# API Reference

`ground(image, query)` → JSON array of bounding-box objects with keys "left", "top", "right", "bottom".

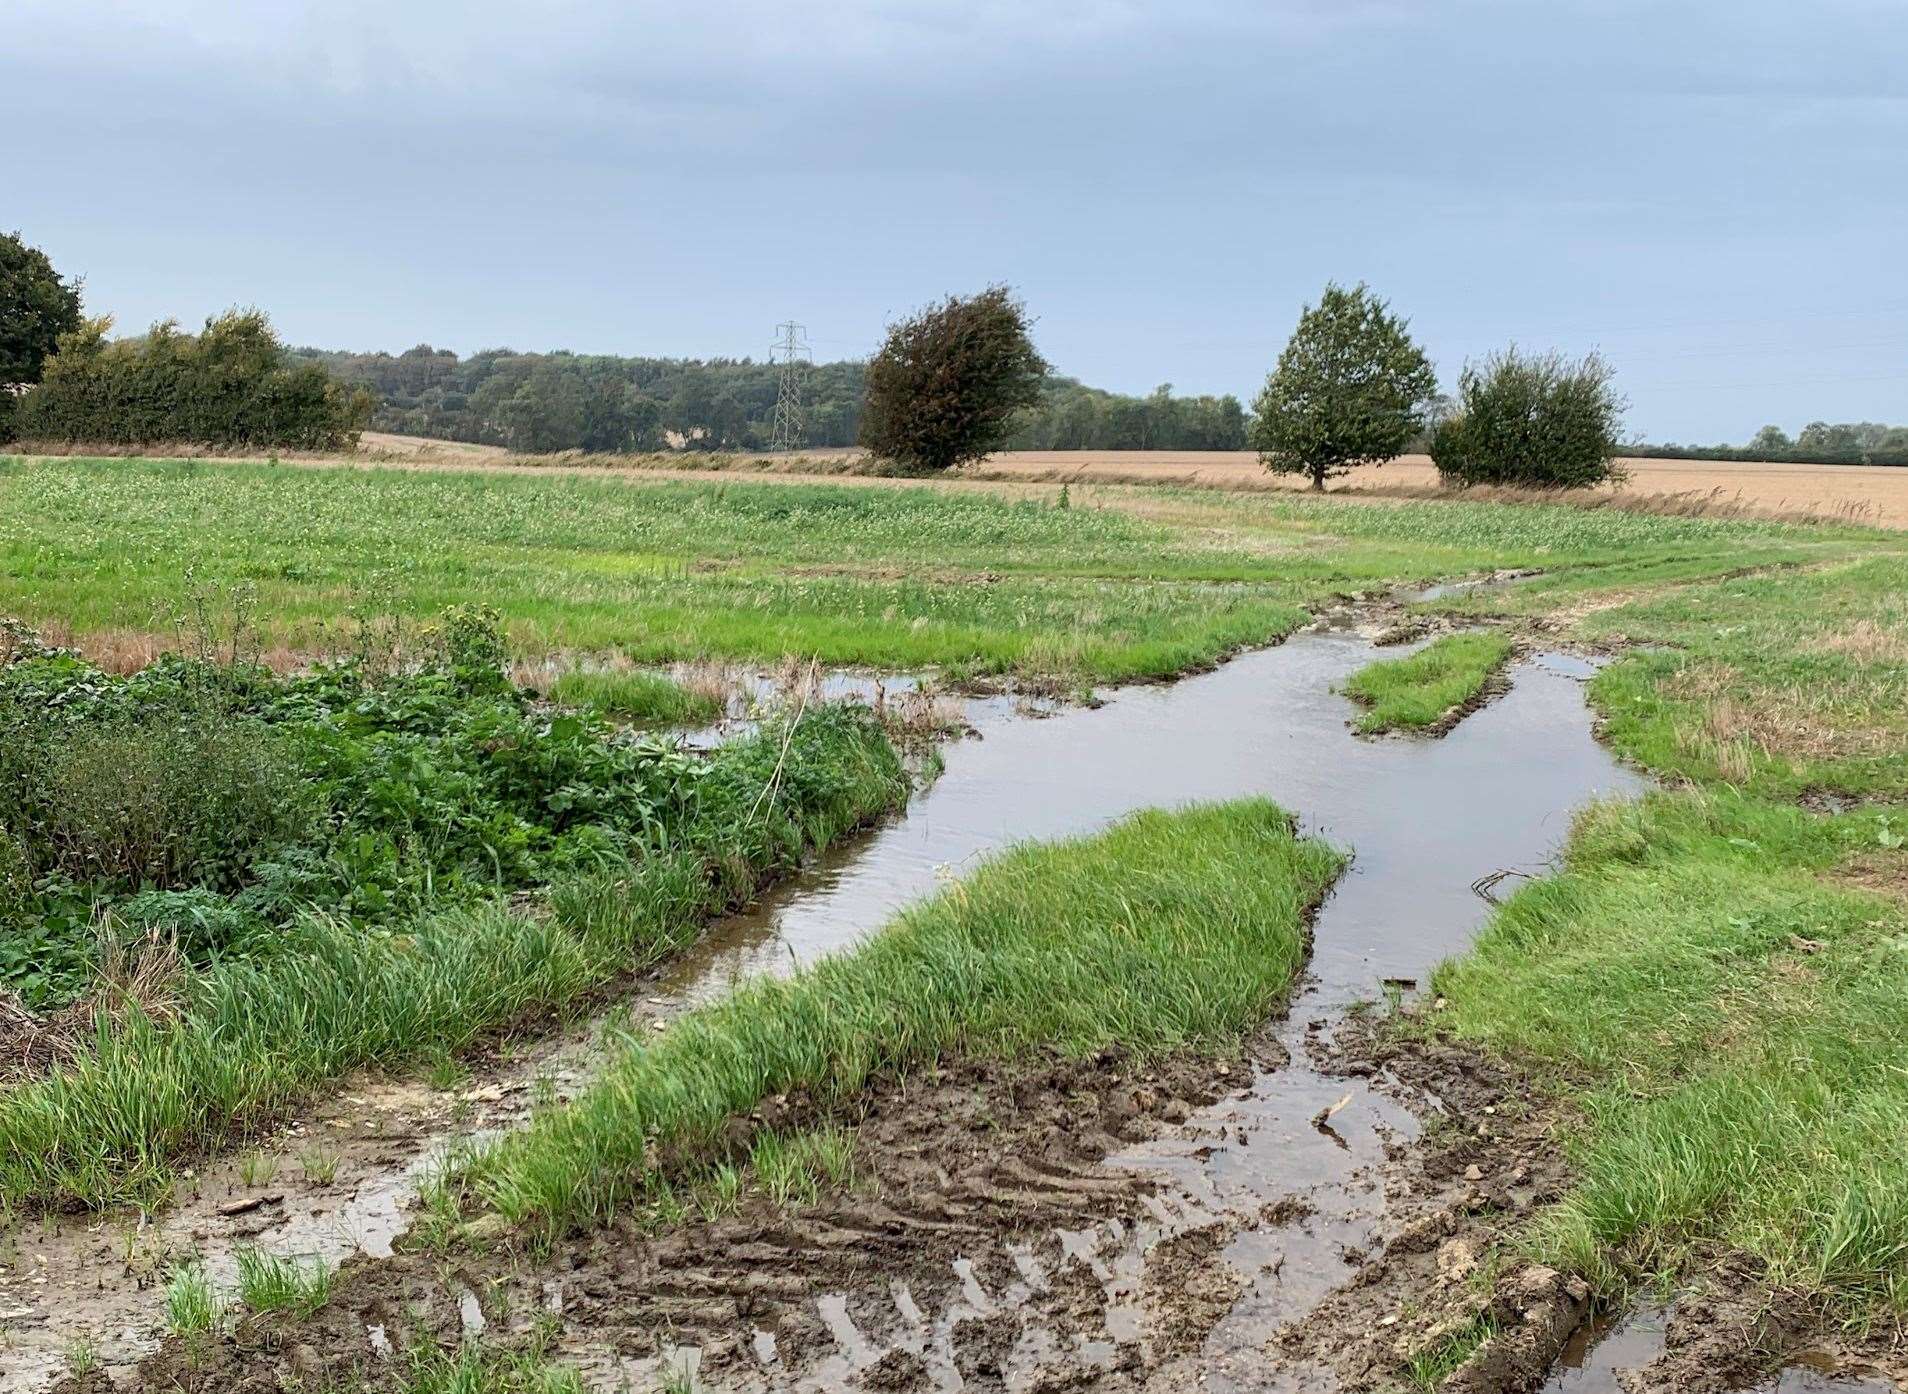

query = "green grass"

[
  {"left": 234, "top": 1246, "right": 332, "bottom": 1315},
  {"left": 1402, "top": 1312, "right": 1499, "bottom": 1389},
  {"left": 1433, "top": 793, "right": 1908, "bottom": 1310},
  {"left": 548, "top": 668, "right": 722, "bottom": 725},
  {"left": 0, "top": 712, "right": 906, "bottom": 1211},
  {"left": 391, "top": 1343, "right": 585, "bottom": 1394},
  {"left": 1342, "top": 631, "right": 1513, "bottom": 734},
  {"left": 440, "top": 799, "right": 1343, "bottom": 1237},
  {"left": 0, "top": 455, "right": 1869, "bottom": 682},
  {"left": 164, "top": 1260, "right": 222, "bottom": 1335}
]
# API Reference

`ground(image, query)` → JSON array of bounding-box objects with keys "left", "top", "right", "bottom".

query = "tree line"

[
  {"left": 285, "top": 344, "right": 1250, "bottom": 455},
  {"left": 1634, "top": 421, "right": 1908, "bottom": 468},
  {"left": 3, "top": 230, "right": 1900, "bottom": 469}
]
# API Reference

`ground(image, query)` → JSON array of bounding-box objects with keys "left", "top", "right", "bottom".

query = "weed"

[
  {"left": 64, "top": 1336, "right": 99, "bottom": 1374},
  {"left": 164, "top": 1260, "right": 221, "bottom": 1335},
  {"left": 234, "top": 1246, "right": 332, "bottom": 1316},
  {"left": 237, "top": 1149, "right": 279, "bottom": 1187}
]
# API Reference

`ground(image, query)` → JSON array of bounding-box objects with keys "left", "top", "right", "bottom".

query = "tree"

[
  {"left": 1250, "top": 282, "right": 1436, "bottom": 490},
  {"left": 1749, "top": 424, "right": 1793, "bottom": 456},
  {"left": 1429, "top": 347, "right": 1626, "bottom": 489},
  {"left": 1, "top": 231, "right": 83, "bottom": 386},
  {"left": 859, "top": 285, "right": 1047, "bottom": 473}
]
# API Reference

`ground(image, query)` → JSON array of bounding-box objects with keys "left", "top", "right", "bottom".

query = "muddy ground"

[{"left": 51, "top": 1007, "right": 1905, "bottom": 1394}]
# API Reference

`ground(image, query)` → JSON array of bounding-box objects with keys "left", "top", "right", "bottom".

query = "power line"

[{"left": 770, "top": 321, "right": 811, "bottom": 452}]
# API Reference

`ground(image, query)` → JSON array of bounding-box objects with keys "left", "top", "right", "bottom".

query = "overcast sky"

[{"left": 7, "top": 0, "right": 1904, "bottom": 441}]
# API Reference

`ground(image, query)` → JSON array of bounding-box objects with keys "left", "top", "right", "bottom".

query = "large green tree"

[
  {"left": 859, "top": 286, "right": 1047, "bottom": 473},
  {"left": 0, "top": 232, "right": 83, "bottom": 386},
  {"left": 1250, "top": 282, "right": 1436, "bottom": 490}
]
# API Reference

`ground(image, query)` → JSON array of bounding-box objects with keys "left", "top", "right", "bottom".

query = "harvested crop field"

[
  {"left": 4, "top": 456, "right": 1908, "bottom": 1393},
  {"left": 965, "top": 452, "right": 1908, "bottom": 528}
]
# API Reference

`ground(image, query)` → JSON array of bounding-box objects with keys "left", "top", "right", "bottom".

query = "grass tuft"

[
  {"left": 1343, "top": 631, "right": 1513, "bottom": 734},
  {"left": 548, "top": 667, "right": 723, "bottom": 726},
  {"left": 234, "top": 1246, "right": 332, "bottom": 1315}
]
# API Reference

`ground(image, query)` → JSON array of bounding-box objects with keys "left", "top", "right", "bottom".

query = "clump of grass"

[
  {"left": 1343, "top": 630, "right": 1513, "bottom": 734},
  {"left": 234, "top": 1246, "right": 332, "bottom": 1315},
  {"left": 297, "top": 1145, "right": 340, "bottom": 1186},
  {"left": 444, "top": 799, "right": 1343, "bottom": 1237},
  {"left": 164, "top": 1259, "right": 222, "bottom": 1335},
  {"left": 549, "top": 667, "right": 722, "bottom": 726},
  {"left": 397, "top": 1332, "right": 583, "bottom": 1393},
  {"left": 64, "top": 1336, "right": 99, "bottom": 1375},
  {"left": 1402, "top": 1311, "right": 1499, "bottom": 1389},
  {"left": 237, "top": 1149, "right": 279, "bottom": 1187}
]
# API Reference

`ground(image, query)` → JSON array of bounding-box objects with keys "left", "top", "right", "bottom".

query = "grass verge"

[
  {"left": 440, "top": 799, "right": 1344, "bottom": 1238},
  {"left": 1342, "top": 631, "right": 1514, "bottom": 734},
  {"left": 1433, "top": 792, "right": 1908, "bottom": 1312}
]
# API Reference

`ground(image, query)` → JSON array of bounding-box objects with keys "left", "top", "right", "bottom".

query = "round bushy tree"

[
  {"left": 1250, "top": 283, "right": 1436, "bottom": 490},
  {"left": 859, "top": 286, "right": 1047, "bottom": 473},
  {"left": 0, "top": 231, "right": 83, "bottom": 387},
  {"left": 1430, "top": 347, "right": 1626, "bottom": 489}
]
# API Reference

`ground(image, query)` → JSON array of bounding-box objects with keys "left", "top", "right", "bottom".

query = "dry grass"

[
  {"left": 671, "top": 659, "right": 748, "bottom": 718},
  {"left": 0, "top": 930, "right": 183, "bottom": 1085},
  {"left": 1810, "top": 619, "right": 1908, "bottom": 666},
  {"left": 1666, "top": 662, "right": 1903, "bottom": 769}
]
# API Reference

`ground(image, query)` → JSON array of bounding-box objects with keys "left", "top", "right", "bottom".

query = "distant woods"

[
  {"left": 291, "top": 344, "right": 1251, "bottom": 456},
  {"left": 1637, "top": 421, "right": 1908, "bottom": 469}
]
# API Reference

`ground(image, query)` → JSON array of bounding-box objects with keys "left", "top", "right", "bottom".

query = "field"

[{"left": 3, "top": 452, "right": 1907, "bottom": 1393}]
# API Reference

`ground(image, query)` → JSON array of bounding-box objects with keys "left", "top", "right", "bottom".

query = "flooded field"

[{"left": 4, "top": 616, "right": 1646, "bottom": 1391}]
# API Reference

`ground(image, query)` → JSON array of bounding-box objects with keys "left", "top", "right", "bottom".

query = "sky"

[{"left": 6, "top": 0, "right": 1905, "bottom": 443}]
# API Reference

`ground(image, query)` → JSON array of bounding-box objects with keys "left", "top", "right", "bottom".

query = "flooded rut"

[{"left": 4, "top": 619, "right": 1658, "bottom": 1391}]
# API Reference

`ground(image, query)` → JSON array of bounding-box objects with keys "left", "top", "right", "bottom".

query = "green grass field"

[
  {"left": 0, "top": 455, "right": 1872, "bottom": 682},
  {"left": 6, "top": 453, "right": 1908, "bottom": 1337}
]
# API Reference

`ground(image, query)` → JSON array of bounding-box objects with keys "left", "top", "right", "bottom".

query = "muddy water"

[
  {"left": 1544, "top": 1307, "right": 1897, "bottom": 1394},
  {"left": 608, "top": 633, "right": 1642, "bottom": 1392},
  {"left": 655, "top": 639, "right": 1623, "bottom": 1012},
  {"left": 0, "top": 624, "right": 1640, "bottom": 1392}
]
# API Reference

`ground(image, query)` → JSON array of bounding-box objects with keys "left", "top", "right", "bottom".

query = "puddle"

[
  {"left": 1543, "top": 1307, "right": 1899, "bottom": 1394},
  {"left": 619, "top": 633, "right": 1642, "bottom": 1390},
  {"left": 0, "top": 626, "right": 1641, "bottom": 1391}
]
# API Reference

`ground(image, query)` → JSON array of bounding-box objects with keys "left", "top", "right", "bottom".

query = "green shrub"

[
  {"left": 12, "top": 309, "right": 371, "bottom": 451},
  {"left": 5, "top": 711, "right": 316, "bottom": 893},
  {"left": 1431, "top": 347, "right": 1626, "bottom": 489}
]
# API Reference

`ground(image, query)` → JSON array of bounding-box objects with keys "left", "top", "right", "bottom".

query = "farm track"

[{"left": 17, "top": 583, "right": 1908, "bottom": 1393}]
